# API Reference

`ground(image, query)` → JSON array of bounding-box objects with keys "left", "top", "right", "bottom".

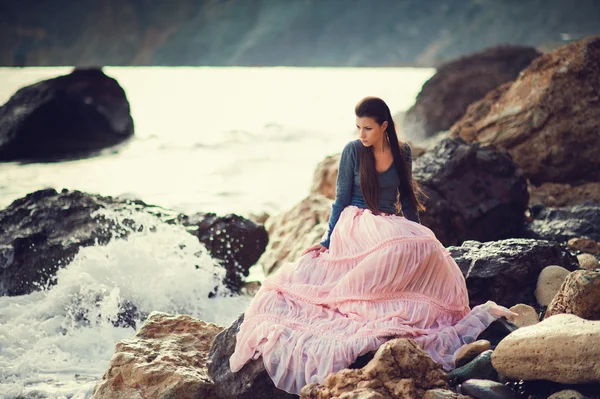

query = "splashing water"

[{"left": 0, "top": 208, "right": 251, "bottom": 398}]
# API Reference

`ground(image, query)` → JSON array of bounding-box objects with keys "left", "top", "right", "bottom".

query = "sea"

[{"left": 0, "top": 66, "right": 433, "bottom": 398}]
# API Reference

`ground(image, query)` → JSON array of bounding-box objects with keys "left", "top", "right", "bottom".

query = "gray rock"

[
  {"left": 449, "top": 350, "right": 498, "bottom": 385},
  {"left": 525, "top": 202, "right": 600, "bottom": 243},
  {"left": 458, "top": 379, "right": 520, "bottom": 399}
]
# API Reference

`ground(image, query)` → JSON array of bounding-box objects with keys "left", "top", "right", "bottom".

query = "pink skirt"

[{"left": 229, "top": 206, "right": 511, "bottom": 395}]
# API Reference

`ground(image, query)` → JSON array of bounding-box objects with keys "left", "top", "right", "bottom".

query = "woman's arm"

[
  {"left": 400, "top": 143, "right": 421, "bottom": 224},
  {"left": 320, "top": 141, "right": 356, "bottom": 249}
]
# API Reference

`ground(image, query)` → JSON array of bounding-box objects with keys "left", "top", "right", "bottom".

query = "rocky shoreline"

[{"left": 3, "top": 36, "right": 600, "bottom": 399}]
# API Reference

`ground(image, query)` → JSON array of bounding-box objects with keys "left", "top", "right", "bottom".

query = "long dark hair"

[{"left": 355, "top": 96, "right": 426, "bottom": 214}]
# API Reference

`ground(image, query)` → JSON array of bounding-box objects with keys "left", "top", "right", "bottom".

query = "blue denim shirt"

[{"left": 320, "top": 139, "right": 421, "bottom": 248}]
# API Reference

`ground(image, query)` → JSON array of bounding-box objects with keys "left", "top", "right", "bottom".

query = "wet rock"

[
  {"left": 529, "top": 182, "right": 600, "bottom": 208},
  {"left": 449, "top": 350, "right": 498, "bottom": 385},
  {"left": 458, "top": 379, "right": 520, "bottom": 399},
  {"left": 259, "top": 194, "right": 332, "bottom": 276},
  {"left": 413, "top": 138, "right": 529, "bottom": 247},
  {"left": 524, "top": 202, "right": 600, "bottom": 243},
  {"left": 507, "top": 304, "right": 539, "bottom": 327},
  {"left": 0, "top": 68, "right": 134, "bottom": 162},
  {"left": 450, "top": 36, "right": 600, "bottom": 185},
  {"left": 207, "top": 314, "right": 296, "bottom": 399},
  {"left": 491, "top": 314, "right": 600, "bottom": 384},
  {"left": 181, "top": 212, "right": 269, "bottom": 292},
  {"left": 535, "top": 266, "right": 571, "bottom": 306},
  {"left": 568, "top": 237, "right": 600, "bottom": 255},
  {"left": 454, "top": 340, "right": 491, "bottom": 368},
  {"left": 578, "top": 254, "right": 600, "bottom": 270},
  {"left": 449, "top": 238, "right": 579, "bottom": 308},
  {"left": 424, "top": 389, "right": 470, "bottom": 399},
  {"left": 404, "top": 45, "right": 541, "bottom": 141},
  {"left": 476, "top": 318, "right": 518, "bottom": 349},
  {"left": 300, "top": 338, "right": 448, "bottom": 399},
  {"left": 91, "top": 312, "right": 223, "bottom": 399},
  {"left": 544, "top": 270, "right": 600, "bottom": 320}
]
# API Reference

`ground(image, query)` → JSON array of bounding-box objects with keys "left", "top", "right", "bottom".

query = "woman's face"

[{"left": 356, "top": 116, "right": 388, "bottom": 148}]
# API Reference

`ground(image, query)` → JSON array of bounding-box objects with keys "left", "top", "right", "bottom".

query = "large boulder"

[
  {"left": 528, "top": 182, "right": 600, "bottom": 207},
  {"left": 91, "top": 312, "right": 222, "bottom": 399},
  {"left": 413, "top": 138, "right": 529, "bottom": 247},
  {"left": 544, "top": 270, "right": 600, "bottom": 320},
  {"left": 0, "top": 68, "right": 134, "bottom": 161},
  {"left": 300, "top": 338, "right": 449, "bottom": 399},
  {"left": 0, "top": 188, "right": 266, "bottom": 296},
  {"left": 403, "top": 45, "right": 541, "bottom": 141},
  {"left": 448, "top": 238, "right": 579, "bottom": 308},
  {"left": 491, "top": 314, "right": 600, "bottom": 384},
  {"left": 450, "top": 36, "right": 600, "bottom": 185},
  {"left": 207, "top": 314, "right": 296, "bottom": 399},
  {"left": 259, "top": 194, "right": 332, "bottom": 276},
  {"left": 524, "top": 202, "right": 600, "bottom": 243}
]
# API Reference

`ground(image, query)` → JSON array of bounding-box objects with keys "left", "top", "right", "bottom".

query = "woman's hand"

[{"left": 302, "top": 243, "right": 327, "bottom": 256}]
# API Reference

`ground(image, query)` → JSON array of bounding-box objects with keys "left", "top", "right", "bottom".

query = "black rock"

[
  {"left": 477, "top": 318, "right": 518, "bottom": 349},
  {"left": 0, "top": 68, "right": 134, "bottom": 162},
  {"left": 524, "top": 202, "right": 600, "bottom": 243},
  {"left": 207, "top": 314, "right": 297, "bottom": 399},
  {"left": 449, "top": 238, "right": 579, "bottom": 308},
  {"left": 413, "top": 138, "right": 529, "bottom": 247},
  {"left": 458, "top": 379, "right": 522, "bottom": 399},
  {"left": 180, "top": 213, "right": 269, "bottom": 293},
  {"left": 449, "top": 350, "right": 499, "bottom": 385}
]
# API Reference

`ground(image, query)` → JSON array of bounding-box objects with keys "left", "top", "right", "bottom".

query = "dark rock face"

[
  {"left": 207, "top": 314, "right": 297, "bottom": 399},
  {"left": 524, "top": 202, "right": 600, "bottom": 242},
  {"left": 449, "top": 239, "right": 579, "bottom": 308},
  {"left": 413, "top": 138, "right": 529, "bottom": 247},
  {"left": 403, "top": 45, "right": 541, "bottom": 140},
  {"left": 448, "top": 350, "right": 499, "bottom": 385},
  {"left": 0, "top": 188, "right": 266, "bottom": 297},
  {"left": 0, "top": 68, "right": 134, "bottom": 162},
  {"left": 181, "top": 213, "right": 269, "bottom": 293}
]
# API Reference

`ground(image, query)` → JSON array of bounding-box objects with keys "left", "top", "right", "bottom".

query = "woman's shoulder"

[{"left": 342, "top": 139, "right": 362, "bottom": 156}]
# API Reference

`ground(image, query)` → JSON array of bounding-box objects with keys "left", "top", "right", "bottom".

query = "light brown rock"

[
  {"left": 424, "top": 389, "right": 470, "bottom": 399},
  {"left": 491, "top": 314, "right": 600, "bottom": 384},
  {"left": 547, "top": 390, "right": 585, "bottom": 399},
  {"left": 300, "top": 338, "right": 448, "bottom": 399},
  {"left": 578, "top": 253, "right": 600, "bottom": 270},
  {"left": 454, "top": 340, "right": 491, "bottom": 367},
  {"left": 545, "top": 270, "right": 600, "bottom": 320},
  {"left": 259, "top": 193, "right": 332, "bottom": 276},
  {"left": 507, "top": 303, "right": 539, "bottom": 327},
  {"left": 529, "top": 182, "right": 600, "bottom": 207},
  {"left": 450, "top": 36, "right": 600, "bottom": 185},
  {"left": 568, "top": 237, "right": 600, "bottom": 255},
  {"left": 311, "top": 154, "right": 341, "bottom": 200},
  {"left": 535, "top": 265, "right": 570, "bottom": 306},
  {"left": 91, "top": 312, "right": 223, "bottom": 399}
]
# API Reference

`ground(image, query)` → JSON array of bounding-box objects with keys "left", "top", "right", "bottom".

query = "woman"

[{"left": 230, "top": 96, "right": 513, "bottom": 395}]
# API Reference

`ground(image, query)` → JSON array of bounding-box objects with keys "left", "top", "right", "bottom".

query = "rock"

[
  {"left": 310, "top": 153, "right": 341, "bottom": 200},
  {"left": 449, "top": 238, "right": 579, "bottom": 308},
  {"left": 300, "top": 338, "right": 448, "bottom": 399},
  {"left": 524, "top": 202, "right": 600, "bottom": 243},
  {"left": 529, "top": 182, "right": 600, "bottom": 207},
  {"left": 491, "top": 314, "right": 600, "bottom": 384},
  {"left": 91, "top": 312, "right": 223, "bottom": 399},
  {"left": 424, "top": 389, "right": 470, "bottom": 399},
  {"left": 403, "top": 45, "right": 541, "bottom": 141},
  {"left": 476, "top": 318, "right": 519, "bottom": 349},
  {"left": 569, "top": 237, "right": 600, "bottom": 255},
  {"left": 181, "top": 212, "right": 269, "bottom": 292},
  {"left": 450, "top": 36, "right": 600, "bottom": 185},
  {"left": 0, "top": 68, "right": 134, "bottom": 161},
  {"left": 15, "top": 391, "right": 59, "bottom": 399},
  {"left": 578, "top": 254, "right": 600, "bottom": 270},
  {"left": 544, "top": 270, "right": 600, "bottom": 320},
  {"left": 448, "top": 350, "right": 498, "bottom": 385},
  {"left": 547, "top": 390, "right": 585, "bottom": 399},
  {"left": 207, "top": 314, "right": 296, "bottom": 399},
  {"left": 259, "top": 194, "right": 332, "bottom": 276},
  {"left": 413, "top": 138, "right": 528, "bottom": 247},
  {"left": 507, "top": 304, "right": 539, "bottom": 327},
  {"left": 458, "top": 379, "right": 520, "bottom": 399},
  {"left": 454, "top": 340, "right": 491, "bottom": 368},
  {"left": 535, "top": 266, "right": 571, "bottom": 306}
]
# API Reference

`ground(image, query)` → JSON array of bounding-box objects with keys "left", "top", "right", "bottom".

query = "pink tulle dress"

[{"left": 229, "top": 206, "right": 512, "bottom": 395}]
